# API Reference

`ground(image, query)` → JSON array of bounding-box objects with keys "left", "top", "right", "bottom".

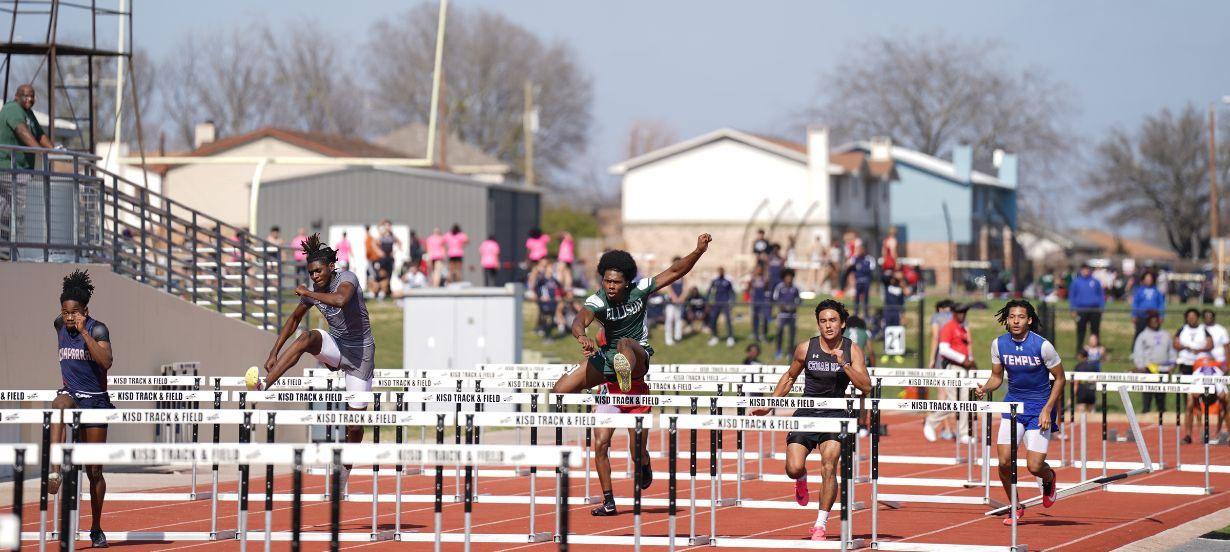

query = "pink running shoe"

[
  {"left": 809, "top": 525, "right": 826, "bottom": 540},
  {"left": 1002, "top": 506, "right": 1025, "bottom": 526},
  {"left": 1042, "top": 474, "right": 1058, "bottom": 508},
  {"left": 795, "top": 477, "right": 809, "bottom": 506}
]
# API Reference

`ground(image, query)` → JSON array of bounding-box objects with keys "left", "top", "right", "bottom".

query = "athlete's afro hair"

[
  {"left": 60, "top": 269, "right": 94, "bottom": 306},
  {"left": 596, "top": 249, "right": 638, "bottom": 283},
  {"left": 995, "top": 299, "right": 1040, "bottom": 333},
  {"left": 814, "top": 298, "right": 849, "bottom": 324},
  {"left": 302, "top": 233, "right": 337, "bottom": 265}
]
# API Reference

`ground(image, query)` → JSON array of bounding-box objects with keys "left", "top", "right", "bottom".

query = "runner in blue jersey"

[
  {"left": 48, "top": 270, "right": 114, "bottom": 548},
  {"left": 975, "top": 299, "right": 1066, "bottom": 524}
]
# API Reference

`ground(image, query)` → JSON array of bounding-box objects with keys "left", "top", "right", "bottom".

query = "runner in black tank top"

[
  {"left": 49, "top": 270, "right": 115, "bottom": 548},
  {"left": 751, "top": 299, "right": 871, "bottom": 541}
]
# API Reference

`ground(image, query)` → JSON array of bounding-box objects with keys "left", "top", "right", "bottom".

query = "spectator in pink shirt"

[
  {"left": 445, "top": 224, "right": 469, "bottom": 284},
  {"left": 526, "top": 227, "right": 550, "bottom": 263},
  {"left": 334, "top": 231, "right": 352, "bottom": 265},
  {"left": 558, "top": 232, "right": 575, "bottom": 267},
  {"left": 291, "top": 228, "right": 308, "bottom": 281},
  {"left": 480, "top": 235, "right": 501, "bottom": 286},
  {"left": 425, "top": 227, "right": 445, "bottom": 286}
]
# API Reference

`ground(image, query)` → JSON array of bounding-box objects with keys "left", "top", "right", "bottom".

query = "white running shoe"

[
  {"left": 612, "top": 353, "right": 633, "bottom": 392},
  {"left": 923, "top": 421, "right": 938, "bottom": 442},
  {"left": 726, "top": 337, "right": 735, "bottom": 347},
  {"left": 708, "top": 337, "right": 718, "bottom": 346}
]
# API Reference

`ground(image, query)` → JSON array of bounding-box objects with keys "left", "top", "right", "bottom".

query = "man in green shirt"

[{"left": 0, "top": 85, "right": 53, "bottom": 169}]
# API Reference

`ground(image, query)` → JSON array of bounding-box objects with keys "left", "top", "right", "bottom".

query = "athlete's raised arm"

[
  {"left": 295, "top": 281, "right": 356, "bottom": 309},
  {"left": 653, "top": 234, "right": 712, "bottom": 291},
  {"left": 571, "top": 307, "right": 598, "bottom": 357}
]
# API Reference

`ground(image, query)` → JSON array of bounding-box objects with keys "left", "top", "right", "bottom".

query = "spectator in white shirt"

[
  {"left": 1202, "top": 310, "right": 1230, "bottom": 365},
  {"left": 1174, "top": 308, "right": 1214, "bottom": 376}
]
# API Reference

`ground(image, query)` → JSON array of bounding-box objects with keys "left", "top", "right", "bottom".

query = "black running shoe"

[
  {"left": 591, "top": 501, "right": 618, "bottom": 516},
  {"left": 89, "top": 529, "right": 108, "bottom": 548},
  {"left": 639, "top": 461, "right": 654, "bottom": 490},
  {"left": 1183, "top": 435, "right": 1193, "bottom": 445}
]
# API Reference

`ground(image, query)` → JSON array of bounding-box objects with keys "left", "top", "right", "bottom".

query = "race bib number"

[{"left": 884, "top": 325, "right": 905, "bottom": 355}]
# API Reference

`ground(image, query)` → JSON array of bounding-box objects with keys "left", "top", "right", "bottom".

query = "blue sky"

[{"left": 127, "top": 0, "right": 1230, "bottom": 212}]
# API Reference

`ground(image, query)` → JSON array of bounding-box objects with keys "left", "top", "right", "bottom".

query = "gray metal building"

[{"left": 256, "top": 166, "right": 540, "bottom": 286}]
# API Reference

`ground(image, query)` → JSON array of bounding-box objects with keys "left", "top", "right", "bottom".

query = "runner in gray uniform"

[
  {"left": 752, "top": 299, "right": 871, "bottom": 541},
  {"left": 257, "top": 233, "right": 375, "bottom": 496}
]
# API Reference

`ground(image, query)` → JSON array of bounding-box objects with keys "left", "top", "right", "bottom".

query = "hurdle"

[
  {"left": 1174, "top": 374, "right": 1230, "bottom": 473},
  {"left": 18, "top": 442, "right": 578, "bottom": 550}
]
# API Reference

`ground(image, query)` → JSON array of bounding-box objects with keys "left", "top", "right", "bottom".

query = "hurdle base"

[
  {"left": 211, "top": 529, "right": 237, "bottom": 541},
  {"left": 878, "top": 499, "right": 903, "bottom": 509},
  {"left": 585, "top": 495, "right": 603, "bottom": 504},
  {"left": 528, "top": 531, "right": 553, "bottom": 542},
  {"left": 689, "top": 535, "right": 712, "bottom": 545},
  {"left": 714, "top": 497, "right": 737, "bottom": 507},
  {"left": 369, "top": 529, "right": 396, "bottom": 541}
]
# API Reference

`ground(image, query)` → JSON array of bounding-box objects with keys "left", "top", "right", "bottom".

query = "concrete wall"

[
  {"left": 622, "top": 139, "right": 812, "bottom": 225},
  {"left": 163, "top": 137, "right": 337, "bottom": 227},
  {"left": 0, "top": 263, "right": 311, "bottom": 444}
]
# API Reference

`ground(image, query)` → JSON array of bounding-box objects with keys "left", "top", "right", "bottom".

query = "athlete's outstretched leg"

[
  {"left": 47, "top": 393, "right": 77, "bottom": 495},
  {"left": 784, "top": 441, "right": 811, "bottom": 507},
  {"left": 551, "top": 361, "right": 607, "bottom": 395},
  {"left": 266, "top": 330, "right": 323, "bottom": 387}
]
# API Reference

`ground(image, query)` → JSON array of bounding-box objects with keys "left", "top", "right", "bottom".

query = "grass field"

[{"left": 365, "top": 294, "right": 1224, "bottom": 413}]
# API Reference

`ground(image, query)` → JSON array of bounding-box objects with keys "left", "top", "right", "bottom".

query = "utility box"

[{"left": 403, "top": 284, "right": 523, "bottom": 373}]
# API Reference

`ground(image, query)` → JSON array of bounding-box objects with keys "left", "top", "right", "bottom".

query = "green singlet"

[{"left": 583, "top": 276, "right": 657, "bottom": 380}]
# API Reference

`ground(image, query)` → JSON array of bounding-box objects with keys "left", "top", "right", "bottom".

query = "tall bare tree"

[
  {"left": 366, "top": 4, "right": 593, "bottom": 186},
  {"left": 262, "top": 22, "right": 364, "bottom": 136},
  {"left": 799, "top": 35, "right": 1074, "bottom": 221},
  {"left": 158, "top": 28, "right": 278, "bottom": 147},
  {"left": 1084, "top": 104, "right": 1228, "bottom": 260},
  {"left": 625, "top": 119, "right": 678, "bottom": 159}
]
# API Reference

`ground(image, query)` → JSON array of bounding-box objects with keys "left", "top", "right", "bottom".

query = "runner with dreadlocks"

[
  {"left": 49, "top": 269, "right": 114, "bottom": 548},
  {"left": 975, "top": 299, "right": 1066, "bottom": 524},
  {"left": 251, "top": 233, "right": 375, "bottom": 497},
  {"left": 552, "top": 233, "right": 712, "bottom": 517}
]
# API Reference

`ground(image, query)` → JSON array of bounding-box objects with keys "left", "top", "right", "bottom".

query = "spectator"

[
  {"left": 808, "top": 235, "right": 825, "bottom": 292},
  {"left": 532, "top": 262, "right": 562, "bottom": 340},
  {"left": 663, "top": 256, "right": 685, "bottom": 346},
  {"left": 399, "top": 259, "right": 428, "bottom": 290},
  {"left": 334, "top": 231, "right": 352, "bottom": 264},
  {"left": 363, "top": 225, "right": 382, "bottom": 294},
  {"left": 927, "top": 299, "right": 956, "bottom": 369},
  {"left": 1082, "top": 333, "right": 1107, "bottom": 368},
  {"left": 851, "top": 245, "right": 875, "bottom": 318},
  {"left": 479, "top": 235, "right": 501, "bottom": 286},
  {"left": 883, "top": 272, "right": 907, "bottom": 327},
  {"left": 743, "top": 343, "right": 763, "bottom": 365},
  {"left": 1073, "top": 350, "right": 1098, "bottom": 414},
  {"left": 526, "top": 227, "right": 550, "bottom": 264},
  {"left": 377, "top": 220, "right": 401, "bottom": 294},
  {"left": 1189, "top": 357, "right": 1228, "bottom": 440},
  {"left": 558, "top": 232, "right": 575, "bottom": 268},
  {"left": 265, "top": 226, "right": 283, "bottom": 247},
  {"left": 445, "top": 224, "right": 468, "bottom": 284},
  {"left": 926, "top": 303, "right": 974, "bottom": 442},
  {"left": 843, "top": 316, "right": 875, "bottom": 369},
  {"left": 0, "top": 84, "right": 54, "bottom": 169},
  {"left": 826, "top": 239, "right": 842, "bottom": 293},
  {"left": 1132, "top": 311, "right": 1174, "bottom": 413},
  {"left": 747, "top": 264, "right": 771, "bottom": 343},
  {"left": 772, "top": 268, "right": 802, "bottom": 360},
  {"left": 752, "top": 228, "right": 769, "bottom": 265},
  {"left": 707, "top": 267, "right": 736, "bottom": 347},
  {"left": 766, "top": 244, "right": 785, "bottom": 291},
  {"left": 1069, "top": 263, "right": 1106, "bottom": 355},
  {"left": 881, "top": 227, "right": 898, "bottom": 277},
  {"left": 291, "top": 228, "right": 309, "bottom": 282},
  {"left": 684, "top": 285, "right": 707, "bottom": 333},
  {"left": 408, "top": 230, "right": 424, "bottom": 268},
  {"left": 1175, "top": 307, "right": 1213, "bottom": 443},
  {"left": 1131, "top": 272, "right": 1165, "bottom": 344},
  {"left": 425, "top": 228, "right": 445, "bottom": 286},
  {"left": 1203, "top": 310, "right": 1230, "bottom": 366}
]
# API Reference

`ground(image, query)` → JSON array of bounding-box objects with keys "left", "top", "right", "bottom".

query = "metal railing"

[{"left": 0, "top": 145, "right": 287, "bottom": 330}]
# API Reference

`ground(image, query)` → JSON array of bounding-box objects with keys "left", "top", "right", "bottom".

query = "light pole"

[{"left": 1211, "top": 95, "right": 1230, "bottom": 304}]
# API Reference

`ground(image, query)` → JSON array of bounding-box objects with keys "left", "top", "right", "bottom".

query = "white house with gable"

[{"left": 610, "top": 127, "right": 895, "bottom": 277}]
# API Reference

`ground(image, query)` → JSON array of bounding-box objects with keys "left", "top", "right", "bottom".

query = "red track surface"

[{"left": 9, "top": 411, "right": 1230, "bottom": 551}]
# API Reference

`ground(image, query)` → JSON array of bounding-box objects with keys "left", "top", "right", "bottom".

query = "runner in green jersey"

[{"left": 552, "top": 233, "right": 712, "bottom": 394}]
